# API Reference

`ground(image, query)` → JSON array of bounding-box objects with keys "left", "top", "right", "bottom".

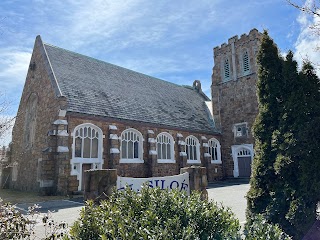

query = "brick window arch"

[
  {"left": 208, "top": 138, "right": 222, "bottom": 164},
  {"left": 120, "top": 128, "right": 144, "bottom": 163},
  {"left": 157, "top": 132, "right": 175, "bottom": 163},
  {"left": 185, "top": 135, "right": 201, "bottom": 164}
]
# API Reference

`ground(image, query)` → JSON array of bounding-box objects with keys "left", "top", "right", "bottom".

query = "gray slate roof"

[{"left": 44, "top": 43, "right": 216, "bottom": 133}]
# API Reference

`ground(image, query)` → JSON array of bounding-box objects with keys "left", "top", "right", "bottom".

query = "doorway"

[
  {"left": 231, "top": 144, "right": 253, "bottom": 178},
  {"left": 238, "top": 156, "right": 251, "bottom": 177},
  {"left": 81, "top": 164, "right": 92, "bottom": 191}
]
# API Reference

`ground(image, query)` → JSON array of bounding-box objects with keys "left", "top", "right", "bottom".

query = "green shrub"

[
  {"left": 68, "top": 186, "right": 241, "bottom": 240},
  {"left": 244, "top": 214, "right": 292, "bottom": 240}
]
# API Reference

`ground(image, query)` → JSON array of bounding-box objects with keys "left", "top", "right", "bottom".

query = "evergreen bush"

[
  {"left": 247, "top": 30, "right": 320, "bottom": 239},
  {"left": 244, "top": 214, "right": 292, "bottom": 240}
]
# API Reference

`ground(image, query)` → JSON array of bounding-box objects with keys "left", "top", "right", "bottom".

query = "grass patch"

[{"left": 0, "top": 188, "right": 67, "bottom": 204}]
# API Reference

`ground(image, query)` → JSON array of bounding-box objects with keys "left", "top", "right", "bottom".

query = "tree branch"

[{"left": 287, "top": 0, "right": 320, "bottom": 17}]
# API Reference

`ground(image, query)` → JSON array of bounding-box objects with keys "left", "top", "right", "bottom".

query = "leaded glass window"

[
  {"left": 121, "top": 129, "right": 143, "bottom": 161},
  {"left": 186, "top": 136, "right": 200, "bottom": 162},
  {"left": 208, "top": 138, "right": 221, "bottom": 163},
  {"left": 74, "top": 125, "right": 99, "bottom": 158},
  {"left": 157, "top": 133, "right": 174, "bottom": 162}
]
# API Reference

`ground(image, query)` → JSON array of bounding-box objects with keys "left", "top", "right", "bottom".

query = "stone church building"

[{"left": 8, "top": 29, "right": 261, "bottom": 195}]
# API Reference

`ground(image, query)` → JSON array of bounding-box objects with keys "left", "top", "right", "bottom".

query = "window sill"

[
  {"left": 120, "top": 159, "right": 144, "bottom": 164},
  {"left": 157, "top": 159, "right": 176, "bottom": 164},
  {"left": 187, "top": 160, "right": 201, "bottom": 164},
  {"left": 211, "top": 160, "right": 222, "bottom": 164},
  {"left": 71, "top": 158, "right": 102, "bottom": 164}
]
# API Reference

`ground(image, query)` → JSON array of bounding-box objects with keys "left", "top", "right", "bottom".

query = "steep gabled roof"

[{"left": 42, "top": 39, "right": 216, "bottom": 133}]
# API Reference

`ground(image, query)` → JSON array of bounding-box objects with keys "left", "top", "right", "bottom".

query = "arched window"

[
  {"left": 73, "top": 124, "right": 101, "bottom": 159},
  {"left": 120, "top": 128, "right": 143, "bottom": 163},
  {"left": 237, "top": 148, "right": 251, "bottom": 157},
  {"left": 208, "top": 138, "right": 222, "bottom": 164},
  {"left": 24, "top": 93, "right": 38, "bottom": 149},
  {"left": 185, "top": 136, "right": 200, "bottom": 163},
  {"left": 71, "top": 123, "right": 103, "bottom": 191},
  {"left": 157, "top": 132, "right": 175, "bottom": 163},
  {"left": 224, "top": 58, "right": 230, "bottom": 80},
  {"left": 243, "top": 50, "right": 250, "bottom": 74}
]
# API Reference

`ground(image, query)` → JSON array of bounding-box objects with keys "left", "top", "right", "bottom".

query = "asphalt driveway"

[
  {"left": 207, "top": 178, "right": 250, "bottom": 225},
  {"left": 16, "top": 198, "right": 84, "bottom": 239}
]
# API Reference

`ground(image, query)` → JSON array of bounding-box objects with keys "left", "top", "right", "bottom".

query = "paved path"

[
  {"left": 207, "top": 178, "right": 250, "bottom": 225},
  {"left": 17, "top": 199, "right": 83, "bottom": 239}
]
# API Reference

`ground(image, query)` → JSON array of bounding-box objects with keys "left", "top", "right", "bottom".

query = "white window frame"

[
  {"left": 71, "top": 123, "right": 103, "bottom": 162},
  {"left": 185, "top": 135, "right": 201, "bottom": 164},
  {"left": 242, "top": 50, "right": 250, "bottom": 75},
  {"left": 233, "top": 122, "right": 248, "bottom": 138},
  {"left": 156, "top": 132, "right": 175, "bottom": 163},
  {"left": 70, "top": 123, "right": 103, "bottom": 191},
  {"left": 120, "top": 128, "right": 144, "bottom": 163},
  {"left": 208, "top": 138, "right": 222, "bottom": 164}
]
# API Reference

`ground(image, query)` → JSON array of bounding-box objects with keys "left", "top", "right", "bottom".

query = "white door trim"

[{"left": 231, "top": 144, "right": 254, "bottom": 177}]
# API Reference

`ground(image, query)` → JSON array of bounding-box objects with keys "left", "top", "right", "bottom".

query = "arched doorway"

[{"left": 231, "top": 144, "right": 253, "bottom": 178}]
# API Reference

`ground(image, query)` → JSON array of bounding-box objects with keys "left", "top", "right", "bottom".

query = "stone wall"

[
  {"left": 10, "top": 36, "right": 65, "bottom": 192},
  {"left": 84, "top": 169, "right": 117, "bottom": 203},
  {"left": 211, "top": 29, "right": 262, "bottom": 177},
  {"left": 180, "top": 166, "right": 208, "bottom": 200}
]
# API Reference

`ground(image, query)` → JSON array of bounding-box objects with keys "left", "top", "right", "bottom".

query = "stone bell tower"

[{"left": 211, "top": 29, "right": 262, "bottom": 178}]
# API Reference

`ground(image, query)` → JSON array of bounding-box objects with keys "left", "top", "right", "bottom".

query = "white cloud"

[
  {"left": 0, "top": 48, "right": 31, "bottom": 90},
  {"left": 114, "top": 55, "right": 206, "bottom": 77},
  {"left": 294, "top": 0, "right": 320, "bottom": 75},
  {"left": 57, "top": 0, "right": 222, "bottom": 51}
]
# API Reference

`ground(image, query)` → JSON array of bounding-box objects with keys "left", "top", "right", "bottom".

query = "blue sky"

[{"left": 0, "top": 0, "right": 319, "bottom": 146}]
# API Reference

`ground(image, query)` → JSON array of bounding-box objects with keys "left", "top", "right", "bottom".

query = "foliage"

[
  {"left": 0, "top": 198, "right": 68, "bottom": 240},
  {"left": 1, "top": 188, "right": 303, "bottom": 239},
  {"left": 247, "top": 30, "right": 320, "bottom": 239},
  {"left": 0, "top": 197, "right": 35, "bottom": 239},
  {"left": 244, "top": 214, "right": 292, "bottom": 240},
  {"left": 247, "top": 30, "right": 284, "bottom": 221},
  {"left": 68, "top": 186, "right": 241, "bottom": 240}
]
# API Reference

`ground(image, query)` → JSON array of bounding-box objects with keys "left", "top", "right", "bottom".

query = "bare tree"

[
  {"left": 0, "top": 93, "right": 15, "bottom": 142},
  {"left": 287, "top": 0, "right": 320, "bottom": 17},
  {"left": 287, "top": 0, "right": 320, "bottom": 33}
]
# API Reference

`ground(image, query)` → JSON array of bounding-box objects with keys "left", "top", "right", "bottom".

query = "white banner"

[{"left": 117, "top": 172, "right": 190, "bottom": 195}]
